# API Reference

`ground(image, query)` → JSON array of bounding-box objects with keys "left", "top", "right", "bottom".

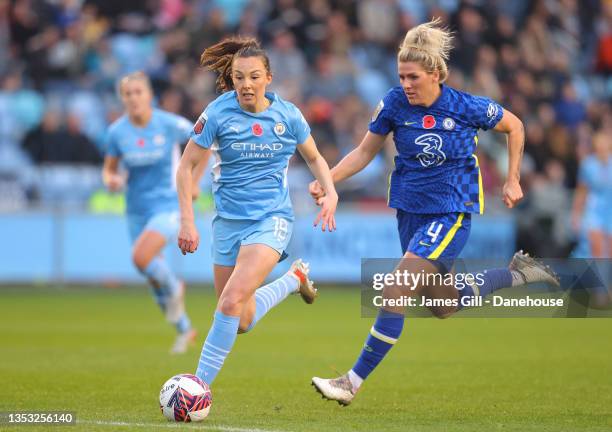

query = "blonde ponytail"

[{"left": 398, "top": 18, "right": 453, "bottom": 83}]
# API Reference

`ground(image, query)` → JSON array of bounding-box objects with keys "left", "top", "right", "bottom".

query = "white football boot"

[
  {"left": 289, "top": 259, "right": 318, "bottom": 304},
  {"left": 509, "top": 250, "right": 560, "bottom": 287},
  {"left": 312, "top": 374, "right": 356, "bottom": 406},
  {"left": 170, "top": 328, "right": 197, "bottom": 355}
]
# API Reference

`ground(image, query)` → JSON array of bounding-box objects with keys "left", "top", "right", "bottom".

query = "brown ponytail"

[{"left": 200, "top": 36, "right": 271, "bottom": 93}]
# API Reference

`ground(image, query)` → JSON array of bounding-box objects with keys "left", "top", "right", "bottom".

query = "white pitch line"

[{"left": 78, "top": 419, "right": 286, "bottom": 432}]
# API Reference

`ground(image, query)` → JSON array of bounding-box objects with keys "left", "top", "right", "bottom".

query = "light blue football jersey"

[
  {"left": 105, "top": 109, "right": 192, "bottom": 218},
  {"left": 579, "top": 155, "right": 612, "bottom": 223},
  {"left": 190, "top": 91, "right": 311, "bottom": 220}
]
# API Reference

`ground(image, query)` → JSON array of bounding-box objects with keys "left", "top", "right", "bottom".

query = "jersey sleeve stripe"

[
  {"left": 386, "top": 158, "right": 396, "bottom": 206},
  {"left": 472, "top": 154, "right": 485, "bottom": 214}
]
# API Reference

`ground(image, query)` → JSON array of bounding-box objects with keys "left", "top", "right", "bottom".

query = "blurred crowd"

[{"left": 1, "top": 0, "right": 611, "bottom": 255}]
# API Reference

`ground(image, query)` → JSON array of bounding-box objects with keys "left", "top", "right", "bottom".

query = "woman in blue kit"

[
  {"left": 103, "top": 72, "right": 205, "bottom": 354},
  {"left": 309, "top": 19, "right": 559, "bottom": 404},
  {"left": 175, "top": 37, "right": 338, "bottom": 386}
]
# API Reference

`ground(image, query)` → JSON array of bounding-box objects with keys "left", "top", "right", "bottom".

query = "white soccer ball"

[{"left": 159, "top": 374, "right": 212, "bottom": 422}]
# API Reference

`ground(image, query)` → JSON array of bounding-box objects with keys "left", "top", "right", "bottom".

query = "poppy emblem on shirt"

[
  {"left": 422, "top": 115, "right": 436, "bottom": 129},
  {"left": 252, "top": 123, "right": 263, "bottom": 136},
  {"left": 137, "top": 138, "right": 145, "bottom": 147}
]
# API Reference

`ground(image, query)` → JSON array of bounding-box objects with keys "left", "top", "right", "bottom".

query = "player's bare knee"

[
  {"left": 217, "top": 292, "right": 245, "bottom": 316},
  {"left": 132, "top": 249, "right": 149, "bottom": 272}
]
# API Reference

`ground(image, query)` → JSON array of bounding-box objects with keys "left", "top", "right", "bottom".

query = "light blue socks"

[
  {"left": 247, "top": 273, "right": 298, "bottom": 331},
  {"left": 196, "top": 311, "right": 240, "bottom": 385},
  {"left": 142, "top": 257, "right": 191, "bottom": 334}
]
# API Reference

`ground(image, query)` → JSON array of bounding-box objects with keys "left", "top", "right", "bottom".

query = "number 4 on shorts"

[{"left": 427, "top": 221, "right": 442, "bottom": 243}]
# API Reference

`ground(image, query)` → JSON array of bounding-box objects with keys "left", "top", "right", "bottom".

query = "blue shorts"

[
  {"left": 127, "top": 211, "right": 180, "bottom": 243},
  {"left": 396, "top": 210, "right": 471, "bottom": 272},
  {"left": 212, "top": 214, "right": 293, "bottom": 266}
]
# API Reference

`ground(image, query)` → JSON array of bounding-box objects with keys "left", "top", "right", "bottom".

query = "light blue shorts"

[
  {"left": 583, "top": 211, "right": 612, "bottom": 234},
  {"left": 127, "top": 211, "right": 180, "bottom": 243},
  {"left": 212, "top": 214, "right": 293, "bottom": 266}
]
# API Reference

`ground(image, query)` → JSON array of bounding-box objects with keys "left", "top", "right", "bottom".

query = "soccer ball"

[{"left": 159, "top": 374, "right": 212, "bottom": 422}]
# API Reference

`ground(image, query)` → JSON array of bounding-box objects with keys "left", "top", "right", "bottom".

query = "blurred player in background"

[
  {"left": 102, "top": 72, "right": 202, "bottom": 354},
  {"left": 310, "top": 18, "right": 559, "bottom": 405},
  {"left": 175, "top": 37, "right": 338, "bottom": 386},
  {"left": 572, "top": 131, "right": 612, "bottom": 258}
]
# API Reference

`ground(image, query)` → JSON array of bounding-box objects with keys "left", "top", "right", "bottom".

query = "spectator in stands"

[
  {"left": 0, "top": 0, "right": 609, "bottom": 261},
  {"left": 22, "top": 110, "right": 101, "bottom": 164}
]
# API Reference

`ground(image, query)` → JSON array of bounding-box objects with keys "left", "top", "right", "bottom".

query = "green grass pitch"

[{"left": 1, "top": 286, "right": 611, "bottom": 432}]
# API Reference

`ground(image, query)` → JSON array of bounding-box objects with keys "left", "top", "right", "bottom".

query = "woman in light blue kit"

[
  {"left": 103, "top": 72, "right": 205, "bottom": 354},
  {"left": 175, "top": 37, "right": 338, "bottom": 386},
  {"left": 572, "top": 131, "right": 612, "bottom": 258}
]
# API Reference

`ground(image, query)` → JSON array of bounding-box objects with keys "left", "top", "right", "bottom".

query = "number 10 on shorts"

[{"left": 272, "top": 217, "right": 289, "bottom": 242}]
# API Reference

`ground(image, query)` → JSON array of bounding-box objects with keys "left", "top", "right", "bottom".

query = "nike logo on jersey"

[
  {"left": 404, "top": 121, "right": 417, "bottom": 126},
  {"left": 419, "top": 241, "right": 431, "bottom": 247}
]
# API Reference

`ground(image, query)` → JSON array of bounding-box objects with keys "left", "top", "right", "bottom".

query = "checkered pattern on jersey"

[
  {"left": 371, "top": 85, "right": 499, "bottom": 215},
  {"left": 450, "top": 158, "right": 482, "bottom": 214}
]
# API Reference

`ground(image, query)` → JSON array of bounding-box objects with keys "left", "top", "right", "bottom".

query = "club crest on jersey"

[
  {"left": 422, "top": 115, "right": 436, "bottom": 129},
  {"left": 137, "top": 138, "right": 145, "bottom": 147},
  {"left": 274, "top": 122, "right": 286, "bottom": 136},
  {"left": 153, "top": 134, "right": 165, "bottom": 146},
  {"left": 442, "top": 117, "right": 455, "bottom": 130},
  {"left": 252, "top": 123, "right": 263, "bottom": 136}
]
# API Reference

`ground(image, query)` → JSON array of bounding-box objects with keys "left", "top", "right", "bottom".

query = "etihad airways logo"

[
  {"left": 231, "top": 142, "right": 284, "bottom": 159},
  {"left": 124, "top": 149, "right": 164, "bottom": 166},
  {"left": 231, "top": 142, "right": 283, "bottom": 151}
]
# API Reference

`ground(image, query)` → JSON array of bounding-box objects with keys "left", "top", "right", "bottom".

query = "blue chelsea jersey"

[
  {"left": 370, "top": 85, "right": 504, "bottom": 214},
  {"left": 190, "top": 91, "right": 311, "bottom": 220},
  {"left": 105, "top": 109, "right": 192, "bottom": 218}
]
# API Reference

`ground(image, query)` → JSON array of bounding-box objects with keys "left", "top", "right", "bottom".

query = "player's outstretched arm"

[
  {"left": 309, "top": 131, "right": 387, "bottom": 201},
  {"left": 102, "top": 156, "right": 124, "bottom": 192},
  {"left": 494, "top": 109, "right": 525, "bottom": 208},
  {"left": 332, "top": 131, "right": 387, "bottom": 183},
  {"left": 176, "top": 139, "right": 210, "bottom": 254},
  {"left": 297, "top": 135, "right": 338, "bottom": 232}
]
